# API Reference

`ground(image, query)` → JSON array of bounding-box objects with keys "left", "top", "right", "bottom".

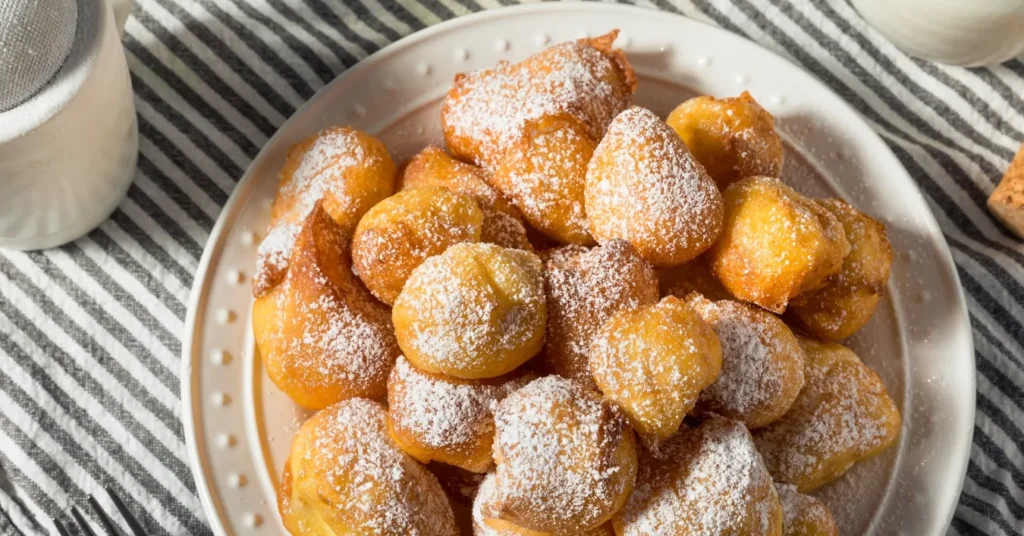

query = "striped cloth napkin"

[{"left": 0, "top": 1, "right": 1021, "bottom": 535}]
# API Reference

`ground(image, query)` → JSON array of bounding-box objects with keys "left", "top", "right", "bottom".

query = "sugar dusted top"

[
  {"left": 388, "top": 356, "right": 529, "bottom": 459},
  {"left": 285, "top": 398, "right": 457, "bottom": 535},
  {"left": 442, "top": 32, "right": 634, "bottom": 169},
  {"left": 489, "top": 375, "right": 636, "bottom": 532},
  {"left": 586, "top": 106, "right": 723, "bottom": 265},
  {"left": 617, "top": 416, "right": 779, "bottom": 536}
]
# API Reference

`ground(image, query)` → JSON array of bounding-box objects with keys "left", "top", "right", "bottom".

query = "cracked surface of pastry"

[
  {"left": 492, "top": 113, "right": 596, "bottom": 245},
  {"left": 614, "top": 415, "right": 782, "bottom": 536},
  {"left": 687, "top": 294, "right": 805, "bottom": 429},
  {"left": 589, "top": 296, "right": 722, "bottom": 448},
  {"left": 707, "top": 176, "right": 851, "bottom": 313},
  {"left": 352, "top": 186, "right": 483, "bottom": 305},
  {"left": 539, "top": 240, "right": 659, "bottom": 388},
  {"left": 585, "top": 106, "right": 723, "bottom": 267},
  {"left": 252, "top": 203, "right": 399, "bottom": 409},
  {"left": 487, "top": 376, "right": 638, "bottom": 534},
  {"left": 753, "top": 338, "right": 901, "bottom": 492},
  {"left": 279, "top": 398, "right": 458, "bottom": 536},
  {"left": 393, "top": 242, "right": 546, "bottom": 379},
  {"left": 441, "top": 31, "right": 635, "bottom": 169},
  {"left": 666, "top": 92, "right": 785, "bottom": 190},
  {"left": 386, "top": 356, "right": 532, "bottom": 473},
  {"left": 787, "top": 199, "right": 893, "bottom": 341}
]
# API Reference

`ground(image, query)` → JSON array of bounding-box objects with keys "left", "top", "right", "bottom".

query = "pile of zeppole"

[{"left": 250, "top": 30, "right": 899, "bottom": 536}]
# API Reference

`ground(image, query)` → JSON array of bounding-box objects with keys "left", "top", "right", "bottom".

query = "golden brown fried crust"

[
  {"left": 539, "top": 240, "right": 659, "bottom": 388},
  {"left": 351, "top": 186, "right": 483, "bottom": 305},
  {"left": 707, "top": 177, "right": 850, "bottom": 313},
  {"left": 253, "top": 203, "right": 399, "bottom": 409},
  {"left": 753, "top": 338, "right": 901, "bottom": 492},
  {"left": 392, "top": 243, "right": 546, "bottom": 379},
  {"left": 590, "top": 296, "right": 722, "bottom": 448},
  {"left": 787, "top": 199, "right": 893, "bottom": 341},
  {"left": 666, "top": 92, "right": 785, "bottom": 190}
]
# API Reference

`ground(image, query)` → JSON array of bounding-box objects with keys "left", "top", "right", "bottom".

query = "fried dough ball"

[
  {"left": 687, "top": 295, "right": 805, "bottom": 429},
  {"left": 492, "top": 114, "right": 597, "bottom": 244},
  {"left": 279, "top": 398, "right": 458, "bottom": 536},
  {"left": 776, "top": 484, "right": 840, "bottom": 536},
  {"left": 787, "top": 199, "right": 894, "bottom": 341},
  {"left": 393, "top": 243, "right": 546, "bottom": 379},
  {"left": 707, "top": 176, "right": 851, "bottom": 313},
  {"left": 585, "top": 106, "right": 724, "bottom": 267},
  {"left": 589, "top": 296, "right": 722, "bottom": 447},
  {"left": 387, "top": 356, "right": 532, "bottom": 473},
  {"left": 473, "top": 474, "right": 614, "bottom": 536},
  {"left": 255, "top": 127, "right": 397, "bottom": 295},
  {"left": 666, "top": 92, "right": 785, "bottom": 190},
  {"left": 657, "top": 259, "right": 732, "bottom": 301},
  {"left": 614, "top": 416, "right": 782, "bottom": 536},
  {"left": 271, "top": 126, "right": 395, "bottom": 232},
  {"left": 539, "top": 241, "right": 659, "bottom": 388},
  {"left": 486, "top": 376, "right": 638, "bottom": 533},
  {"left": 352, "top": 186, "right": 483, "bottom": 304},
  {"left": 252, "top": 203, "right": 399, "bottom": 409},
  {"left": 442, "top": 31, "right": 636, "bottom": 169},
  {"left": 753, "top": 338, "right": 901, "bottom": 492}
]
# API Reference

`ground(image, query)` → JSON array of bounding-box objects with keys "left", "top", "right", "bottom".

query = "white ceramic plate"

[{"left": 181, "top": 4, "right": 975, "bottom": 535}]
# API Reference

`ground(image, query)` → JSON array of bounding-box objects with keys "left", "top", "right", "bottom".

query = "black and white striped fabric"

[{"left": 0, "top": 0, "right": 1021, "bottom": 534}]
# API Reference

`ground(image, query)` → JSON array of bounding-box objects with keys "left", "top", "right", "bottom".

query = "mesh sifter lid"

[{"left": 0, "top": 0, "right": 79, "bottom": 112}]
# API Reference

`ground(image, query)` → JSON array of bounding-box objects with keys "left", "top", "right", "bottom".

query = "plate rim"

[{"left": 180, "top": 4, "right": 976, "bottom": 535}]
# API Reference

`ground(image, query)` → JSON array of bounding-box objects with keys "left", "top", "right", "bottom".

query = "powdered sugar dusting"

[
  {"left": 586, "top": 106, "right": 723, "bottom": 265},
  {"left": 472, "top": 473, "right": 613, "bottom": 536},
  {"left": 442, "top": 33, "right": 633, "bottom": 169},
  {"left": 587, "top": 296, "right": 722, "bottom": 449},
  {"left": 494, "top": 116, "right": 594, "bottom": 243},
  {"left": 275, "top": 282, "right": 395, "bottom": 392},
  {"left": 489, "top": 376, "right": 636, "bottom": 533},
  {"left": 351, "top": 187, "right": 483, "bottom": 304},
  {"left": 279, "top": 128, "right": 375, "bottom": 223},
  {"left": 480, "top": 209, "right": 532, "bottom": 251},
  {"left": 388, "top": 356, "right": 529, "bottom": 467},
  {"left": 542, "top": 240, "right": 659, "bottom": 385},
  {"left": 617, "top": 416, "right": 779, "bottom": 536},
  {"left": 753, "top": 341, "right": 900, "bottom": 491},
  {"left": 472, "top": 474, "right": 508, "bottom": 536},
  {"left": 394, "top": 243, "right": 545, "bottom": 376},
  {"left": 253, "top": 223, "right": 300, "bottom": 297},
  {"left": 776, "top": 483, "right": 838, "bottom": 534},
  {"left": 689, "top": 296, "right": 805, "bottom": 428},
  {"left": 286, "top": 399, "right": 457, "bottom": 535},
  {"left": 262, "top": 210, "right": 398, "bottom": 398}
]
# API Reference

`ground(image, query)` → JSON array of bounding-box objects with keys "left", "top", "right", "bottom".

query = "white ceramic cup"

[
  {"left": 853, "top": 0, "right": 1024, "bottom": 67},
  {"left": 0, "top": 0, "right": 138, "bottom": 251}
]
